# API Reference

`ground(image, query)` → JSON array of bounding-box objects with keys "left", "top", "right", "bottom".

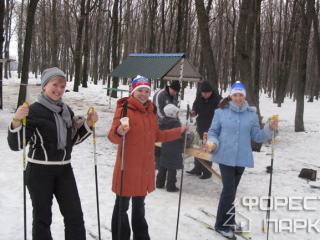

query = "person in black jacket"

[
  {"left": 186, "top": 81, "right": 222, "bottom": 179},
  {"left": 156, "top": 104, "right": 183, "bottom": 192},
  {"left": 153, "top": 80, "right": 181, "bottom": 124},
  {"left": 7, "top": 67, "right": 98, "bottom": 240}
]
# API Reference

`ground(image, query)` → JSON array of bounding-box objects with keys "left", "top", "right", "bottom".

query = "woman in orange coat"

[{"left": 108, "top": 75, "right": 186, "bottom": 240}]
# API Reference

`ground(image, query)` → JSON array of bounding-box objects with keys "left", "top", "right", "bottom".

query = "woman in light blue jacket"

[{"left": 206, "top": 81, "right": 278, "bottom": 239}]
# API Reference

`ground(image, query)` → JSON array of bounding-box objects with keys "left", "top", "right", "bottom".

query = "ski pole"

[
  {"left": 22, "top": 101, "right": 29, "bottom": 240},
  {"left": 118, "top": 101, "right": 128, "bottom": 240},
  {"left": 264, "top": 115, "right": 278, "bottom": 239},
  {"left": 175, "top": 104, "right": 190, "bottom": 240},
  {"left": 88, "top": 107, "right": 101, "bottom": 240}
]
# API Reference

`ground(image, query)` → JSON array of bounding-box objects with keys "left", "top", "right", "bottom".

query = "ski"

[
  {"left": 88, "top": 225, "right": 111, "bottom": 239},
  {"left": 309, "top": 182, "right": 320, "bottom": 189},
  {"left": 198, "top": 208, "right": 253, "bottom": 240},
  {"left": 185, "top": 213, "right": 236, "bottom": 240},
  {"left": 185, "top": 213, "right": 215, "bottom": 230},
  {"left": 88, "top": 231, "right": 99, "bottom": 240}
]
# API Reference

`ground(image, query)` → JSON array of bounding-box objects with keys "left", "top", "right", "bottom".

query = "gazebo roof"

[{"left": 111, "top": 53, "right": 201, "bottom": 82}]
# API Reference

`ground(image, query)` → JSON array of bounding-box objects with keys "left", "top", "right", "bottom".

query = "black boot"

[
  {"left": 186, "top": 158, "right": 202, "bottom": 175},
  {"left": 199, "top": 172, "right": 212, "bottom": 179},
  {"left": 186, "top": 168, "right": 201, "bottom": 176},
  {"left": 166, "top": 169, "right": 179, "bottom": 192},
  {"left": 166, "top": 184, "right": 179, "bottom": 192},
  {"left": 156, "top": 166, "right": 167, "bottom": 189},
  {"left": 199, "top": 161, "right": 212, "bottom": 179}
]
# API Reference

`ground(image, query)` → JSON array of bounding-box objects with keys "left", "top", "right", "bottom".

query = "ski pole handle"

[
  {"left": 22, "top": 102, "right": 29, "bottom": 126},
  {"left": 87, "top": 107, "right": 96, "bottom": 128},
  {"left": 271, "top": 115, "right": 279, "bottom": 130},
  {"left": 88, "top": 107, "right": 96, "bottom": 144}
]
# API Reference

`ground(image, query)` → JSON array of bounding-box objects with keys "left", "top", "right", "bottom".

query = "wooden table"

[{"left": 155, "top": 143, "right": 221, "bottom": 180}]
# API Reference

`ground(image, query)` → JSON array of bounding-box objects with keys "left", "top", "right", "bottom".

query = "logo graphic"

[{"left": 223, "top": 200, "right": 251, "bottom": 233}]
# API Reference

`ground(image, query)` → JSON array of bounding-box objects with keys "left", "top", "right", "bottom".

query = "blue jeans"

[{"left": 215, "top": 164, "right": 245, "bottom": 230}]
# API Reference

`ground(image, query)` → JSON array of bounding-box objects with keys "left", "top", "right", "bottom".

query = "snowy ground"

[{"left": 0, "top": 73, "right": 320, "bottom": 240}]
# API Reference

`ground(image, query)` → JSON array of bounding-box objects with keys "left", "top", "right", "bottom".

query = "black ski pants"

[
  {"left": 156, "top": 166, "right": 177, "bottom": 188},
  {"left": 111, "top": 195, "right": 150, "bottom": 240},
  {"left": 215, "top": 164, "right": 245, "bottom": 231},
  {"left": 26, "top": 163, "right": 86, "bottom": 240}
]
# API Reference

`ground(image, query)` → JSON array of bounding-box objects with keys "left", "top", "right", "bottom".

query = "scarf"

[{"left": 37, "top": 94, "right": 72, "bottom": 150}]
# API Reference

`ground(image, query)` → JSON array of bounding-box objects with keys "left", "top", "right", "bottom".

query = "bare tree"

[
  {"left": 195, "top": 0, "right": 218, "bottom": 92},
  {"left": 4, "top": 0, "right": 14, "bottom": 78},
  {"left": 294, "top": 0, "right": 313, "bottom": 131},
  {"left": 81, "top": 0, "right": 91, "bottom": 88},
  {"left": 92, "top": 0, "right": 103, "bottom": 85},
  {"left": 73, "top": 0, "right": 86, "bottom": 92},
  {"left": 310, "top": 0, "right": 320, "bottom": 101},
  {"left": 51, "top": 0, "right": 59, "bottom": 66},
  {"left": 17, "top": 0, "right": 25, "bottom": 78},
  {"left": 275, "top": 0, "right": 299, "bottom": 106},
  {"left": 17, "top": 0, "right": 40, "bottom": 107},
  {"left": 111, "top": 0, "right": 119, "bottom": 98},
  {"left": 0, "top": 0, "right": 4, "bottom": 109}
]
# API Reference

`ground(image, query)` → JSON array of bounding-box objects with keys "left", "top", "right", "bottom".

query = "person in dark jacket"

[
  {"left": 7, "top": 67, "right": 98, "bottom": 240},
  {"left": 186, "top": 81, "right": 222, "bottom": 179},
  {"left": 156, "top": 104, "right": 184, "bottom": 192},
  {"left": 153, "top": 80, "right": 181, "bottom": 124}
]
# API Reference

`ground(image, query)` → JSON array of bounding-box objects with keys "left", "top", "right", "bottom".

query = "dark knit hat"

[
  {"left": 169, "top": 80, "right": 181, "bottom": 92},
  {"left": 200, "top": 81, "right": 213, "bottom": 92}
]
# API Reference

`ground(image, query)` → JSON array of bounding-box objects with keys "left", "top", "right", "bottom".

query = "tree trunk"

[
  {"left": 311, "top": 0, "right": 320, "bottom": 101},
  {"left": 81, "top": 0, "right": 91, "bottom": 88},
  {"left": 111, "top": 0, "right": 119, "bottom": 98},
  {"left": 4, "top": 0, "right": 13, "bottom": 79},
  {"left": 17, "top": 0, "right": 39, "bottom": 107},
  {"left": 147, "top": 0, "right": 157, "bottom": 52},
  {"left": 40, "top": 0, "right": 48, "bottom": 71},
  {"left": 230, "top": 0, "right": 237, "bottom": 84},
  {"left": 295, "top": 0, "right": 313, "bottom": 132},
  {"left": 17, "top": 0, "right": 25, "bottom": 78},
  {"left": 194, "top": 0, "right": 218, "bottom": 92},
  {"left": 253, "top": 0, "right": 262, "bottom": 115},
  {"left": 175, "top": 0, "right": 183, "bottom": 52},
  {"left": 92, "top": 0, "right": 102, "bottom": 85},
  {"left": 160, "top": 0, "right": 165, "bottom": 52},
  {"left": 235, "top": 0, "right": 256, "bottom": 106},
  {"left": 73, "top": 0, "right": 86, "bottom": 92},
  {"left": 235, "top": 0, "right": 262, "bottom": 151},
  {"left": 275, "top": 0, "right": 299, "bottom": 106},
  {"left": 51, "top": 0, "right": 58, "bottom": 66},
  {"left": 102, "top": 0, "right": 112, "bottom": 87},
  {"left": 0, "top": 0, "right": 4, "bottom": 109}
]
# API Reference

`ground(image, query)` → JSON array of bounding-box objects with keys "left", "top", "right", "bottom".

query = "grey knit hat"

[
  {"left": 164, "top": 104, "right": 179, "bottom": 118},
  {"left": 41, "top": 67, "right": 66, "bottom": 88}
]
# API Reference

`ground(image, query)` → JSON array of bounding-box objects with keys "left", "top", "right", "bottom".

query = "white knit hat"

[{"left": 164, "top": 104, "right": 179, "bottom": 118}]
